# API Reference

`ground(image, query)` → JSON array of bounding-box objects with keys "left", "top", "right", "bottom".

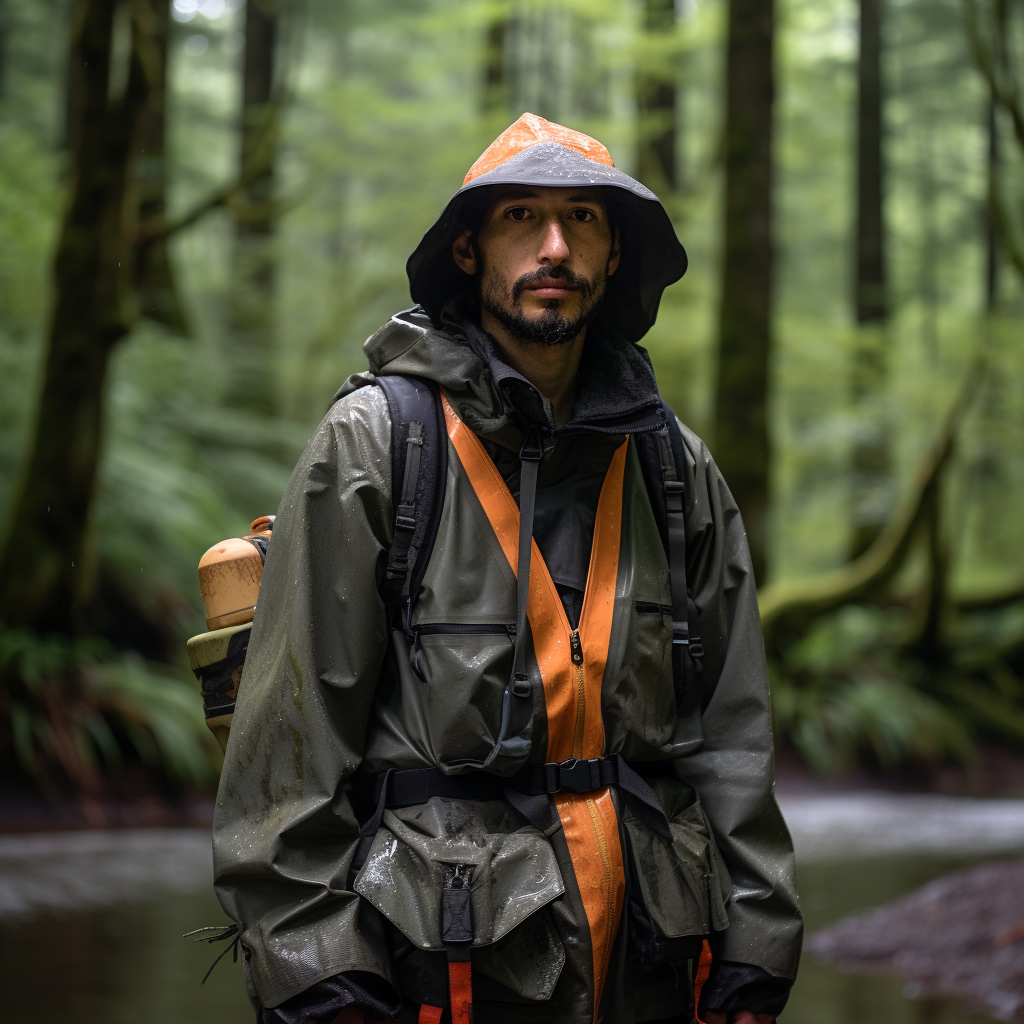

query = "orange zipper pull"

[{"left": 569, "top": 629, "right": 584, "bottom": 665}]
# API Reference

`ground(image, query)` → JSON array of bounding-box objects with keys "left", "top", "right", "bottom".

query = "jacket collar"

[{"left": 362, "top": 302, "right": 665, "bottom": 438}]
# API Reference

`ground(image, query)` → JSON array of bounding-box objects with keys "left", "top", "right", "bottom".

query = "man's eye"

[
  {"left": 571, "top": 209, "right": 597, "bottom": 222},
  {"left": 506, "top": 207, "right": 530, "bottom": 221}
]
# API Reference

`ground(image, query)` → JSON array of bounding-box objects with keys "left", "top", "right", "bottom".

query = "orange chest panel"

[
  {"left": 442, "top": 396, "right": 626, "bottom": 760},
  {"left": 443, "top": 396, "right": 627, "bottom": 1022}
]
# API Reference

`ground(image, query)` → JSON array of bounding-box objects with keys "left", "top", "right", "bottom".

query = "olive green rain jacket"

[{"left": 213, "top": 115, "right": 802, "bottom": 1024}]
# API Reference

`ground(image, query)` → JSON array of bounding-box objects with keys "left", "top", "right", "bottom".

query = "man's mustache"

[{"left": 511, "top": 265, "right": 594, "bottom": 302}]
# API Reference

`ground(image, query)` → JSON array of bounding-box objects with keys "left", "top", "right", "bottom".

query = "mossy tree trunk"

[
  {"left": 0, "top": 0, "right": 155, "bottom": 634},
  {"left": 636, "top": 0, "right": 678, "bottom": 195},
  {"left": 482, "top": 13, "right": 507, "bottom": 115},
  {"left": 849, "top": 0, "right": 892, "bottom": 558},
  {"left": 855, "top": 0, "right": 887, "bottom": 326},
  {"left": 714, "top": 0, "right": 775, "bottom": 584},
  {"left": 0, "top": 0, "right": 8, "bottom": 100},
  {"left": 225, "top": 0, "right": 280, "bottom": 415},
  {"left": 983, "top": 0, "right": 1007, "bottom": 313},
  {"left": 132, "top": 0, "right": 188, "bottom": 334}
]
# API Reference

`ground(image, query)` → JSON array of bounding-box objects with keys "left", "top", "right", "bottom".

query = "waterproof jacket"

[{"left": 212, "top": 305, "right": 803, "bottom": 1024}]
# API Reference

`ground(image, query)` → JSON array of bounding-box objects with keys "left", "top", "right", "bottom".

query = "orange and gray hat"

[{"left": 406, "top": 113, "right": 688, "bottom": 344}]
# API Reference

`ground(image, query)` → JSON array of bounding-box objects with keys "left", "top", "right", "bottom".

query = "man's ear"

[
  {"left": 452, "top": 229, "right": 477, "bottom": 275},
  {"left": 607, "top": 227, "right": 621, "bottom": 277}
]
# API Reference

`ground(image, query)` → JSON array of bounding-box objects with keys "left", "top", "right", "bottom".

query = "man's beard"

[{"left": 479, "top": 264, "right": 606, "bottom": 347}]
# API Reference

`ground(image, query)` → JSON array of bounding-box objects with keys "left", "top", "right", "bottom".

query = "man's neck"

[{"left": 480, "top": 310, "right": 585, "bottom": 427}]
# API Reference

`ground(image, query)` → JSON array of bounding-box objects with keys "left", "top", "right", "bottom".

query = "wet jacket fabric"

[{"left": 212, "top": 304, "right": 803, "bottom": 1023}]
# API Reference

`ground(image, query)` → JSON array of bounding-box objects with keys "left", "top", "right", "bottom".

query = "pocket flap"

[
  {"left": 624, "top": 779, "right": 729, "bottom": 939},
  {"left": 353, "top": 799, "right": 564, "bottom": 951},
  {"left": 474, "top": 906, "right": 566, "bottom": 1002}
]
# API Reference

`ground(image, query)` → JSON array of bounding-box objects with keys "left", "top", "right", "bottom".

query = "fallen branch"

[
  {"left": 957, "top": 577, "right": 1024, "bottom": 613},
  {"left": 759, "top": 364, "right": 983, "bottom": 650}
]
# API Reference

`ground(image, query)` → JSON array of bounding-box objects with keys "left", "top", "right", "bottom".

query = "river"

[{"left": 2, "top": 792, "right": 1023, "bottom": 1022}]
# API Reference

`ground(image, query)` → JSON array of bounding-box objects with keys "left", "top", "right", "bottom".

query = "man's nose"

[{"left": 538, "top": 220, "right": 570, "bottom": 264}]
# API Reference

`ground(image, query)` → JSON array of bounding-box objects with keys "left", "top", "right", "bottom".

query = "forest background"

[{"left": 0, "top": 0, "right": 1023, "bottom": 803}]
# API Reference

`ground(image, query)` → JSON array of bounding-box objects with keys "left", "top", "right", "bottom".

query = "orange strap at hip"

[
  {"left": 447, "top": 959, "right": 473, "bottom": 1024},
  {"left": 417, "top": 1005, "right": 443, "bottom": 1024},
  {"left": 693, "top": 939, "right": 713, "bottom": 1024}
]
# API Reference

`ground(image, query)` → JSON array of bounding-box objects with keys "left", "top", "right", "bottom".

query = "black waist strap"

[{"left": 349, "top": 754, "right": 673, "bottom": 873}]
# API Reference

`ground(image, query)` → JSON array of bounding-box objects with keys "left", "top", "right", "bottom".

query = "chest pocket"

[{"left": 409, "top": 623, "right": 517, "bottom": 765}]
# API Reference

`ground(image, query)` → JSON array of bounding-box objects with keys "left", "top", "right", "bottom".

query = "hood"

[{"left": 406, "top": 113, "right": 688, "bottom": 345}]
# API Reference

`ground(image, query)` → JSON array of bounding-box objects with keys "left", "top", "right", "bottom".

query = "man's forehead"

[{"left": 488, "top": 184, "right": 607, "bottom": 208}]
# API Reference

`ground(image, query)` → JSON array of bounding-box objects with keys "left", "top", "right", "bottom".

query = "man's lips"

[{"left": 523, "top": 278, "right": 580, "bottom": 299}]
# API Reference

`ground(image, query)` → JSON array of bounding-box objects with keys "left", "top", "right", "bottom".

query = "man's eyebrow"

[{"left": 565, "top": 193, "right": 602, "bottom": 203}]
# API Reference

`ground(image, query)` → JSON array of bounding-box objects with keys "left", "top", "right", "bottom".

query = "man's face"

[{"left": 452, "top": 185, "right": 620, "bottom": 346}]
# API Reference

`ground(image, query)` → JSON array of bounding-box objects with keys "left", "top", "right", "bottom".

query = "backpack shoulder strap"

[
  {"left": 634, "top": 404, "right": 704, "bottom": 700},
  {"left": 375, "top": 375, "right": 447, "bottom": 632}
]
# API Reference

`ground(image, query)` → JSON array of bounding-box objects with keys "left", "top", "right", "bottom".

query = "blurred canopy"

[{"left": 0, "top": 0, "right": 1023, "bottom": 790}]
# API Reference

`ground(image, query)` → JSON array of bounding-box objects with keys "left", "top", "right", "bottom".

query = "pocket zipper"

[
  {"left": 413, "top": 623, "right": 517, "bottom": 638},
  {"left": 635, "top": 601, "right": 672, "bottom": 616}
]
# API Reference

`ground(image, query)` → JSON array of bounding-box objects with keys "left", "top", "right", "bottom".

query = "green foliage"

[
  {"left": 771, "top": 594, "right": 1024, "bottom": 775},
  {"left": 0, "top": 625, "right": 220, "bottom": 790},
  {"left": 770, "top": 607, "right": 973, "bottom": 773},
  {"left": 0, "top": 0, "right": 1023, "bottom": 783}
]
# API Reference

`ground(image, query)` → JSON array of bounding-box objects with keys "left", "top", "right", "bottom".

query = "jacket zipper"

[
  {"left": 569, "top": 628, "right": 584, "bottom": 664},
  {"left": 569, "top": 628, "right": 586, "bottom": 757}
]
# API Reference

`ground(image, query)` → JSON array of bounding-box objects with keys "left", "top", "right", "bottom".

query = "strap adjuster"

[
  {"left": 672, "top": 620, "right": 690, "bottom": 645},
  {"left": 519, "top": 427, "right": 543, "bottom": 462}
]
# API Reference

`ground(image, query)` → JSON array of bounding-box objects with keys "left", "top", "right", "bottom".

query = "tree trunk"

[
  {"left": 855, "top": 0, "right": 887, "bottom": 324},
  {"left": 0, "top": 0, "right": 9, "bottom": 100},
  {"left": 132, "top": 0, "right": 188, "bottom": 333},
  {"left": 713, "top": 0, "right": 775, "bottom": 584},
  {"left": 0, "top": 0, "right": 152, "bottom": 633},
  {"left": 482, "top": 15, "right": 506, "bottom": 115},
  {"left": 984, "top": 0, "right": 1008, "bottom": 313},
  {"left": 636, "top": 0, "right": 677, "bottom": 194},
  {"left": 225, "top": 0, "right": 279, "bottom": 415},
  {"left": 985, "top": 94, "right": 1000, "bottom": 312},
  {"left": 849, "top": 0, "right": 891, "bottom": 558}
]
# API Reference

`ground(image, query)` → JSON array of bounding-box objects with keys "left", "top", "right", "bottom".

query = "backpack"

[{"left": 372, "top": 374, "right": 703, "bottom": 702}]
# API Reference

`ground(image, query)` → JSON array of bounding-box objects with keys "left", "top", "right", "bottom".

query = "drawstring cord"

[{"left": 183, "top": 923, "right": 241, "bottom": 984}]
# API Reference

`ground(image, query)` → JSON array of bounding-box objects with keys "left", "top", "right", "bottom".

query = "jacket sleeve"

[
  {"left": 212, "top": 385, "right": 397, "bottom": 1010},
  {"left": 672, "top": 422, "right": 803, "bottom": 980}
]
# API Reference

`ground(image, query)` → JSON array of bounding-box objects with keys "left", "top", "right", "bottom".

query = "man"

[{"left": 213, "top": 113, "right": 802, "bottom": 1024}]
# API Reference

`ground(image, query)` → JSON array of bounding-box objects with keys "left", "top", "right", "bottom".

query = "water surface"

[{"left": 2, "top": 793, "right": 1023, "bottom": 1022}]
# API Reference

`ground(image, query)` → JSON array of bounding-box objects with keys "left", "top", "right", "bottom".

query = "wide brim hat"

[{"left": 406, "top": 113, "right": 688, "bottom": 344}]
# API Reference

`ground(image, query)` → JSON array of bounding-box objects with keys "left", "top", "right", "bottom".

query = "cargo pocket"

[
  {"left": 622, "top": 777, "right": 730, "bottom": 967},
  {"left": 353, "top": 798, "right": 566, "bottom": 1002}
]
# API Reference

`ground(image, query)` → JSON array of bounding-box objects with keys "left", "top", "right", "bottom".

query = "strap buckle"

[
  {"left": 672, "top": 620, "right": 690, "bottom": 646},
  {"left": 551, "top": 757, "right": 600, "bottom": 794}
]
